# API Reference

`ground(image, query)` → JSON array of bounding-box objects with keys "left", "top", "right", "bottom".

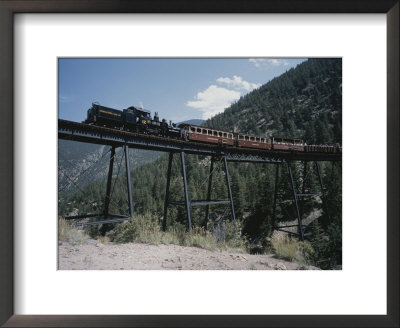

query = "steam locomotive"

[
  {"left": 84, "top": 102, "right": 341, "bottom": 153},
  {"left": 85, "top": 102, "right": 181, "bottom": 138}
]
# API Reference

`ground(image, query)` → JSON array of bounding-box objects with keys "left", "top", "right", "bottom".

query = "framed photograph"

[{"left": 1, "top": 1, "right": 398, "bottom": 327}]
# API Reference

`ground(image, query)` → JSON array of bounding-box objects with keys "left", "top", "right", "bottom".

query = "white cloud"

[
  {"left": 186, "top": 75, "right": 260, "bottom": 119},
  {"left": 216, "top": 75, "right": 260, "bottom": 92},
  {"left": 139, "top": 101, "right": 144, "bottom": 108},
  {"left": 249, "top": 58, "right": 289, "bottom": 67},
  {"left": 186, "top": 85, "right": 241, "bottom": 119},
  {"left": 249, "top": 58, "right": 264, "bottom": 67}
]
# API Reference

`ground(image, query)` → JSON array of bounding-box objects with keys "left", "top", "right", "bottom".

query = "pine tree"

[{"left": 231, "top": 172, "right": 245, "bottom": 219}]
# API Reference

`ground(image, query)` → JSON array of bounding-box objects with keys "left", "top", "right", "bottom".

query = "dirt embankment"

[{"left": 58, "top": 240, "right": 318, "bottom": 270}]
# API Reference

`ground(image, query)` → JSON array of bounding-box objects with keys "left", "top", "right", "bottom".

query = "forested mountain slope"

[{"left": 205, "top": 58, "right": 342, "bottom": 145}]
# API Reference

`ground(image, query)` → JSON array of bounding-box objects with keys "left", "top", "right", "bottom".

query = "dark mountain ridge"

[{"left": 204, "top": 58, "right": 342, "bottom": 145}]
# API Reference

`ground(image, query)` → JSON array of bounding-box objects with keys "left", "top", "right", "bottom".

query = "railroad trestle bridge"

[{"left": 59, "top": 119, "right": 342, "bottom": 240}]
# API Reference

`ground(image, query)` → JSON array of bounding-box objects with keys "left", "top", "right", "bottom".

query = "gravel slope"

[{"left": 58, "top": 240, "right": 319, "bottom": 270}]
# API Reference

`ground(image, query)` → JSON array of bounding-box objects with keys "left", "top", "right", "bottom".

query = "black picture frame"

[{"left": 0, "top": 1, "right": 398, "bottom": 327}]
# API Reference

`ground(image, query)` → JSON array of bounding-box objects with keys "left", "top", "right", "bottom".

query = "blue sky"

[{"left": 58, "top": 58, "right": 306, "bottom": 123}]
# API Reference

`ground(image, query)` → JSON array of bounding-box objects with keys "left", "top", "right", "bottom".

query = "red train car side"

[
  {"left": 180, "top": 124, "right": 235, "bottom": 146},
  {"left": 237, "top": 134, "right": 271, "bottom": 150},
  {"left": 179, "top": 124, "right": 341, "bottom": 154},
  {"left": 271, "top": 137, "right": 305, "bottom": 152}
]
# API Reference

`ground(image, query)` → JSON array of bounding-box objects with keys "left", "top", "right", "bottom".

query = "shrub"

[
  {"left": 272, "top": 237, "right": 298, "bottom": 261},
  {"left": 297, "top": 240, "right": 315, "bottom": 264},
  {"left": 58, "top": 218, "right": 89, "bottom": 245},
  {"left": 209, "top": 219, "right": 247, "bottom": 252},
  {"left": 114, "top": 213, "right": 247, "bottom": 253},
  {"left": 185, "top": 227, "right": 217, "bottom": 251},
  {"left": 271, "top": 234, "right": 315, "bottom": 263},
  {"left": 114, "top": 212, "right": 161, "bottom": 244}
]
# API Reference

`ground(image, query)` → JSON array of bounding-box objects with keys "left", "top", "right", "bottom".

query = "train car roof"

[{"left": 238, "top": 133, "right": 269, "bottom": 138}]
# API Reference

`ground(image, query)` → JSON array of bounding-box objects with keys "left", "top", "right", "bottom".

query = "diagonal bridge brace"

[
  {"left": 64, "top": 144, "right": 134, "bottom": 226},
  {"left": 272, "top": 160, "right": 331, "bottom": 241},
  {"left": 162, "top": 152, "right": 236, "bottom": 234}
]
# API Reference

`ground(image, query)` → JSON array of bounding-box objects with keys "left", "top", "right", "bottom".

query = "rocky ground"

[{"left": 58, "top": 240, "right": 319, "bottom": 270}]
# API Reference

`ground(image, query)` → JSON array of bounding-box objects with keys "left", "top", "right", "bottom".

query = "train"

[
  {"left": 85, "top": 102, "right": 181, "bottom": 138},
  {"left": 84, "top": 102, "right": 341, "bottom": 153}
]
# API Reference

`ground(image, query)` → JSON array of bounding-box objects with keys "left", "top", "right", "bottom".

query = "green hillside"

[{"left": 205, "top": 58, "right": 342, "bottom": 145}]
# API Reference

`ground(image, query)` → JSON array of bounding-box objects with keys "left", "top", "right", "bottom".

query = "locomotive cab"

[{"left": 123, "top": 106, "right": 151, "bottom": 131}]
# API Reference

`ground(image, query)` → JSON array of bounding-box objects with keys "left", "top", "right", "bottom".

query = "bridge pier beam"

[
  {"left": 203, "top": 156, "right": 215, "bottom": 228},
  {"left": 314, "top": 161, "right": 330, "bottom": 227},
  {"left": 103, "top": 146, "right": 116, "bottom": 219},
  {"left": 287, "top": 162, "right": 305, "bottom": 241},
  {"left": 180, "top": 151, "right": 192, "bottom": 233},
  {"left": 223, "top": 156, "right": 236, "bottom": 227},
  {"left": 162, "top": 152, "right": 174, "bottom": 231},
  {"left": 124, "top": 145, "right": 134, "bottom": 218}
]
